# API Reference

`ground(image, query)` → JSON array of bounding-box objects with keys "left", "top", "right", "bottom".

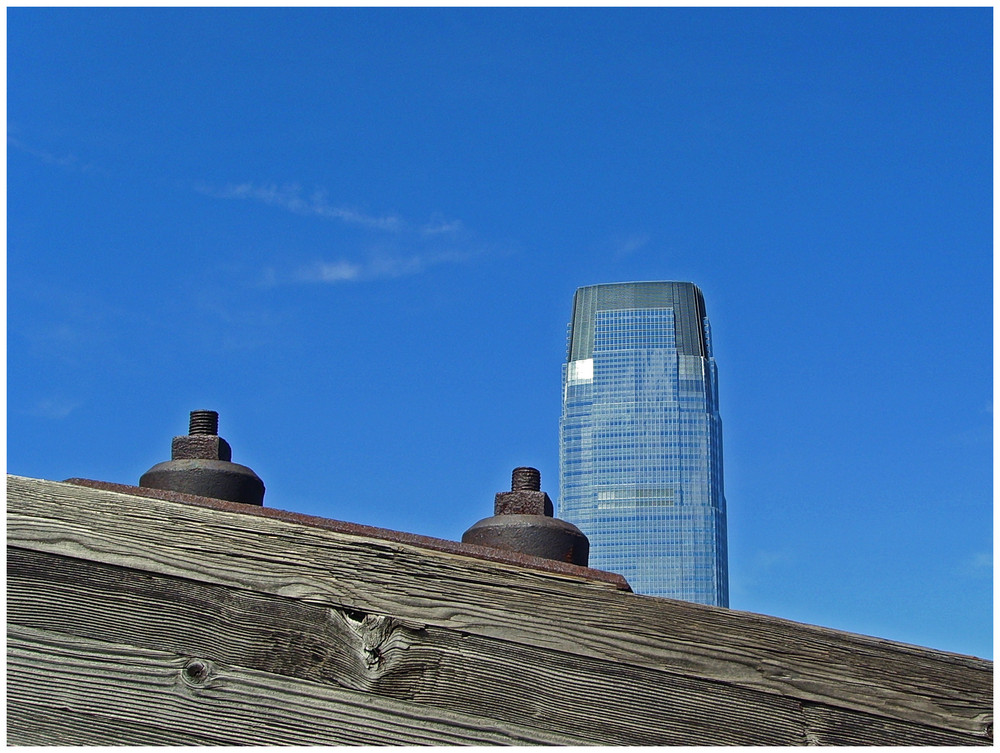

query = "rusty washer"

[
  {"left": 461, "top": 467, "right": 589, "bottom": 566},
  {"left": 139, "top": 410, "right": 265, "bottom": 506}
]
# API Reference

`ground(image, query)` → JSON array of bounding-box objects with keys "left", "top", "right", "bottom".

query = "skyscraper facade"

[{"left": 558, "top": 282, "right": 728, "bottom": 606}]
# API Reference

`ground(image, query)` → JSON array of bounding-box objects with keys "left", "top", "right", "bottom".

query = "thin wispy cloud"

[
  {"left": 8, "top": 135, "right": 96, "bottom": 172},
  {"left": 26, "top": 398, "right": 79, "bottom": 420},
  {"left": 958, "top": 552, "right": 992, "bottom": 579},
  {"left": 611, "top": 233, "right": 651, "bottom": 258},
  {"left": 198, "top": 182, "right": 405, "bottom": 231},
  {"left": 300, "top": 260, "right": 364, "bottom": 283},
  {"left": 421, "top": 215, "right": 465, "bottom": 236},
  {"left": 200, "top": 180, "right": 495, "bottom": 286},
  {"left": 288, "top": 248, "right": 480, "bottom": 286}
]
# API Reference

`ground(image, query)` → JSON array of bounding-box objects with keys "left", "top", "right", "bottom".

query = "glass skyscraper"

[{"left": 558, "top": 281, "right": 728, "bottom": 606}]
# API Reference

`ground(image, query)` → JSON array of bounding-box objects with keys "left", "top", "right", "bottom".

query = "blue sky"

[{"left": 7, "top": 8, "right": 992, "bottom": 659}]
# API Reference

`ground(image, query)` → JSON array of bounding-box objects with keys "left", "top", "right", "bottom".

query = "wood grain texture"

[
  {"left": 8, "top": 625, "right": 575, "bottom": 746},
  {"left": 8, "top": 700, "right": 237, "bottom": 746},
  {"left": 9, "top": 547, "right": 809, "bottom": 745},
  {"left": 7, "top": 475, "right": 993, "bottom": 743},
  {"left": 801, "top": 703, "right": 989, "bottom": 746}
]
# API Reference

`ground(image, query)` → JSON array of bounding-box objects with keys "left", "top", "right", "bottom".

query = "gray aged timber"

[{"left": 6, "top": 474, "right": 993, "bottom": 745}]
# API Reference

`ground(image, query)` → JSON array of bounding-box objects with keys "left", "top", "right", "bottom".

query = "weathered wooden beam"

[
  {"left": 9, "top": 547, "right": 809, "bottom": 745},
  {"left": 9, "top": 625, "right": 572, "bottom": 745},
  {"left": 63, "top": 476, "right": 632, "bottom": 592},
  {"left": 800, "top": 703, "right": 991, "bottom": 746},
  {"left": 8, "top": 700, "right": 237, "bottom": 746},
  {"left": 7, "top": 475, "right": 993, "bottom": 745}
]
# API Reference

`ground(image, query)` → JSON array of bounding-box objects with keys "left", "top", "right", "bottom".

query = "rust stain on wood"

[{"left": 63, "top": 477, "right": 631, "bottom": 591}]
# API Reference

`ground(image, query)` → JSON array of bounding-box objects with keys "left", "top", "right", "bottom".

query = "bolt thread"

[
  {"left": 511, "top": 467, "right": 541, "bottom": 492},
  {"left": 189, "top": 410, "right": 219, "bottom": 436}
]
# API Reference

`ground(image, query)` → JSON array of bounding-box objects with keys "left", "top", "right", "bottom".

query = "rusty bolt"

[
  {"left": 495, "top": 466, "right": 553, "bottom": 516},
  {"left": 170, "top": 410, "right": 233, "bottom": 462},
  {"left": 139, "top": 410, "right": 265, "bottom": 506},
  {"left": 462, "top": 467, "right": 589, "bottom": 566},
  {"left": 511, "top": 466, "right": 540, "bottom": 491},
  {"left": 188, "top": 410, "right": 219, "bottom": 436}
]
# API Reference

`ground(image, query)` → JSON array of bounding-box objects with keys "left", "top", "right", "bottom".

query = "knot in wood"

[
  {"left": 181, "top": 658, "right": 214, "bottom": 688},
  {"left": 344, "top": 611, "right": 396, "bottom": 671}
]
